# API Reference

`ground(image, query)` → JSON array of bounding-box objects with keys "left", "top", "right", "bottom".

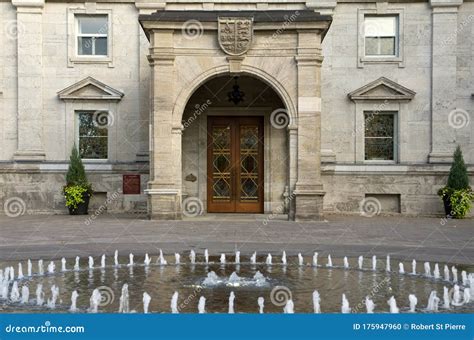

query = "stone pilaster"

[
  {"left": 428, "top": 0, "right": 463, "bottom": 163},
  {"left": 288, "top": 126, "right": 298, "bottom": 220},
  {"left": 12, "top": 0, "right": 45, "bottom": 161},
  {"left": 145, "top": 30, "right": 182, "bottom": 219},
  {"left": 293, "top": 31, "right": 325, "bottom": 221}
]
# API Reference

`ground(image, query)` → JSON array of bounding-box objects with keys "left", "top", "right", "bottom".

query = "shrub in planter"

[
  {"left": 437, "top": 146, "right": 473, "bottom": 218},
  {"left": 64, "top": 145, "right": 92, "bottom": 215}
]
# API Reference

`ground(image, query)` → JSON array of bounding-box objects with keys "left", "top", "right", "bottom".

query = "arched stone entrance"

[{"left": 140, "top": 10, "right": 332, "bottom": 220}]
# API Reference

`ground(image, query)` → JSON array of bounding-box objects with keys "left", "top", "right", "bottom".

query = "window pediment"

[
  {"left": 58, "top": 77, "right": 124, "bottom": 101},
  {"left": 348, "top": 77, "right": 415, "bottom": 101}
]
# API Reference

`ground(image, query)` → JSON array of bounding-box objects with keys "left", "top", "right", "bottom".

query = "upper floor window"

[
  {"left": 364, "top": 112, "right": 397, "bottom": 161},
  {"left": 76, "top": 15, "right": 108, "bottom": 56},
  {"left": 364, "top": 16, "right": 398, "bottom": 57},
  {"left": 78, "top": 111, "right": 108, "bottom": 159}
]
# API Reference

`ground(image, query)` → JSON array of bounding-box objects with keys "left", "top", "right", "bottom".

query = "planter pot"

[
  {"left": 68, "top": 192, "right": 91, "bottom": 215},
  {"left": 442, "top": 196, "right": 452, "bottom": 218}
]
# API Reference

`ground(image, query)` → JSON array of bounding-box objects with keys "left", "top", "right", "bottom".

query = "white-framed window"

[
  {"left": 364, "top": 111, "right": 398, "bottom": 161},
  {"left": 76, "top": 15, "right": 108, "bottom": 56},
  {"left": 77, "top": 111, "right": 109, "bottom": 160},
  {"left": 364, "top": 16, "right": 399, "bottom": 57}
]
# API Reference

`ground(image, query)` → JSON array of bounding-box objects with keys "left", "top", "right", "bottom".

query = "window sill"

[
  {"left": 68, "top": 56, "right": 113, "bottom": 68},
  {"left": 363, "top": 160, "right": 397, "bottom": 164},
  {"left": 359, "top": 56, "right": 404, "bottom": 68}
]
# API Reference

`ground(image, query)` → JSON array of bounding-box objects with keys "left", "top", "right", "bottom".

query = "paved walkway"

[{"left": 0, "top": 214, "right": 472, "bottom": 265}]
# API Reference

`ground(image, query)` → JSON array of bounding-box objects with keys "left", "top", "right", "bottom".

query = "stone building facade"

[{"left": 0, "top": 0, "right": 473, "bottom": 219}]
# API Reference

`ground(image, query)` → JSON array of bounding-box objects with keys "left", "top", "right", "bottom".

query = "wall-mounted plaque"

[{"left": 123, "top": 174, "right": 141, "bottom": 195}]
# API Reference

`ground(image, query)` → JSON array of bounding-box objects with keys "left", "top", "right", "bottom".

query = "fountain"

[
  {"left": 365, "top": 296, "right": 374, "bottom": 313},
  {"left": 327, "top": 255, "right": 333, "bottom": 267},
  {"left": 38, "top": 259, "right": 44, "bottom": 275},
  {"left": 283, "top": 299, "right": 294, "bottom": 314},
  {"left": 463, "top": 288, "right": 471, "bottom": 304},
  {"left": 189, "top": 250, "right": 196, "bottom": 264},
  {"left": 18, "top": 263, "right": 24, "bottom": 279},
  {"left": 433, "top": 264, "right": 440, "bottom": 279},
  {"left": 220, "top": 254, "right": 226, "bottom": 265},
  {"left": 10, "top": 282, "right": 20, "bottom": 302},
  {"left": 452, "top": 266, "right": 458, "bottom": 283},
  {"left": 452, "top": 285, "right": 462, "bottom": 306},
  {"left": 399, "top": 263, "right": 405, "bottom": 274},
  {"left": 198, "top": 296, "right": 206, "bottom": 313},
  {"left": 119, "top": 284, "right": 130, "bottom": 313},
  {"left": 88, "top": 256, "right": 94, "bottom": 270},
  {"left": 144, "top": 254, "right": 151, "bottom": 266},
  {"left": 313, "top": 290, "right": 321, "bottom": 313},
  {"left": 158, "top": 250, "right": 167, "bottom": 265},
  {"left": 470, "top": 274, "right": 474, "bottom": 295},
  {"left": 343, "top": 257, "right": 349, "bottom": 269},
  {"left": 9, "top": 266, "right": 14, "bottom": 281},
  {"left": 409, "top": 294, "right": 417, "bottom": 312},
  {"left": 443, "top": 287, "right": 450, "bottom": 309},
  {"left": 204, "top": 249, "right": 209, "bottom": 264},
  {"left": 203, "top": 271, "right": 220, "bottom": 286},
  {"left": 143, "top": 292, "right": 151, "bottom": 314},
  {"left": 47, "top": 285, "right": 59, "bottom": 309},
  {"left": 282, "top": 251, "right": 287, "bottom": 265},
  {"left": 228, "top": 292, "right": 235, "bottom": 313},
  {"left": 258, "top": 297, "right": 264, "bottom": 314},
  {"left": 341, "top": 294, "right": 351, "bottom": 313},
  {"left": 461, "top": 271, "right": 468, "bottom": 286},
  {"left": 20, "top": 285, "right": 29, "bottom": 304},
  {"left": 424, "top": 262, "right": 431, "bottom": 277},
  {"left": 27, "top": 259, "right": 32, "bottom": 277},
  {"left": 298, "top": 253, "right": 304, "bottom": 266},
  {"left": 171, "top": 292, "right": 179, "bottom": 313},
  {"left": 47, "top": 261, "right": 55, "bottom": 274},
  {"left": 253, "top": 271, "right": 266, "bottom": 286},
  {"left": 101, "top": 255, "right": 106, "bottom": 268},
  {"left": 250, "top": 252, "right": 257, "bottom": 265},
  {"left": 388, "top": 296, "right": 399, "bottom": 313},
  {"left": 412, "top": 259, "right": 416, "bottom": 275},
  {"left": 444, "top": 265, "right": 450, "bottom": 281},
  {"left": 265, "top": 254, "right": 272, "bottom": 265},
  {"left": 386, "top": 255, "right": 391, "bottom": 272},
  {"left": 426, "top": 291, "right": 439, "bottom": 311},
  {"left": 114, "top": 250, "right": 119, "bottom": 267},
  {"left": 372, "top": 256, "right": 376, "bottom": 271},
  {"left": 62, "top": 258, "right": 67, "bottom": 272},
  {"left": 313, "top": 252, "right": 318, "bottom": 267},
  {"left": 70, "top": 290, "right": 79, "bottom": 312},
  {"left": 74, "top": 256, "right": 80, "bottom": 271},
  {"left": 175, "top": 253, "right": 181, "bottom": 265},
  {"left": 36, "top": 284, "right": 44, "bottom": 306},
  {"left": 228, "top": 272, "right": 241, "bottom": 287},
  {"left": 235, "top": 251, "right": 240, "bottom": 264},
  {"left": 128, "top": 253, "right": 134, "bottom": 266},
  {"left": 89, "top": 289, "right": 101, "bottom": 313},
  {"left": 358, "top": 256, "right": 363, "bottom": 270}
]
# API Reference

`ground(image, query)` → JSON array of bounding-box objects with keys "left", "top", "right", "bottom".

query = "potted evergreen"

[
  {"left": 438, "top": 146, "right": 473, "bottom": 218},
  {"left": 63, "top": 145, "right": 92, "bottom": 215}
]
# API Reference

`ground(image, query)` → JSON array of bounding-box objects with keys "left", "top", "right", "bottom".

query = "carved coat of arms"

[{"left": 218, "top": 17, "right": 253, "bottom": 56}]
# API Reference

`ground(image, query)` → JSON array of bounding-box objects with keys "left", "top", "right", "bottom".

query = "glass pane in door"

[
  {"left": 212, "top": 126, "right": 232, "bottom": 201},
  {"left": 239, "top": 125, "right": 259, "bottom": 202}
]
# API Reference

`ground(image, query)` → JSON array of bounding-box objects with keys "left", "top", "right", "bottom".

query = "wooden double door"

[{"left": 207, "top": 116, "right": 264, "bottom": 213}]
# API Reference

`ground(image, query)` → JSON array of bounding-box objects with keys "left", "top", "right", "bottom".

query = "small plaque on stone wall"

[{"left": 123, "top": 175, "right": 141, "bottom": 195}]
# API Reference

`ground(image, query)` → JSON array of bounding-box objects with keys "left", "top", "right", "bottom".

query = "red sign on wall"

[{"left": 123, "top": 175, "right": 141, "bottom": 195}]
